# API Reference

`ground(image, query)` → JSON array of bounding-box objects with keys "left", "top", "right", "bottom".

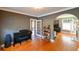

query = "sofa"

[{"left": 13, "top": 29, "right": 32, "bottom": 46}]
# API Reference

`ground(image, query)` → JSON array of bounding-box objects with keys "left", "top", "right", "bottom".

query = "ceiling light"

[{"left": 33, "top": 6, "right": 43, "bottom": 9}]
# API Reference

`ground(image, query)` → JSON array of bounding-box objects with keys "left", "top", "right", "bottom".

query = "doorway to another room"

[
  {"left": 30, "top": 18, "right": 42, "bottom": 40},
  {"left": 57, "top": 14, "right": 79, "bottom": 41}
]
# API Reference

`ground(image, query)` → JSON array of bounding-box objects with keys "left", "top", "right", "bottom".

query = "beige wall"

[
  {"left": 39, "top": 7, "right": 79, "bottom": 39},
  {"left": 0, "top": 10, "right": 36, "bottom": 42}
]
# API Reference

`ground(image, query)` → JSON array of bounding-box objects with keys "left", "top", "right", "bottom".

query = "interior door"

[
  {"left": 36, "top": 20, "right": 42, "bottom": 37},
  {"left": 30, "top": 18, "right": 36, "bottom": 36}
]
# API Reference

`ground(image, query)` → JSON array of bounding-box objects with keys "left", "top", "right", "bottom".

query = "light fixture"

[{"left": 32, "top": 6, "right": 43, "bottom": 9}]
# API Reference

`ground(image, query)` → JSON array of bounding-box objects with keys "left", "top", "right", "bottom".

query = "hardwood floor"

[{"left": 2, "top": 33, "right": 79, "bottom": 51}]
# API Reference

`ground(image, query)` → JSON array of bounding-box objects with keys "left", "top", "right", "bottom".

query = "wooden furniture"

[{"left": 43, "top": 25, "right": 51, "bottom": 40}]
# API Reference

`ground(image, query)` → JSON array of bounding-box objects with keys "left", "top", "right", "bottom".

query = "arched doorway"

[{"left": 57, "top": 14, "right": 79, "bottom": 40}]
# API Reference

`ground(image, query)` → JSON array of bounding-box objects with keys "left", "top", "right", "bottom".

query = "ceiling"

[{"left": 0, "top": 7, "right": 75, "bottom": 17}]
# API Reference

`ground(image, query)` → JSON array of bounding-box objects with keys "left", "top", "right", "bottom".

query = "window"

[{"left": 62, "top": 18, "right": 72, "bottom": 31}]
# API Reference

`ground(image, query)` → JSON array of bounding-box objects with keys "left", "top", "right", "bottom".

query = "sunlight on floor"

[
  {"left": 61, "top": 33, "right": 77, "bottom": 41},
  {"left": 50, "top": 39, "right": 55, "bottom": 42}
]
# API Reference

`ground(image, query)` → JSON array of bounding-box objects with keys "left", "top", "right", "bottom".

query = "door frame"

[
  {"left": 36, "top": 20, "right": 42, "bottom": 37},
  {"left": 30, "top": 18, "right": 42, "bottom": 37},
  {"left": 30, "top": 18, "right": 37, "bottom": 36}
]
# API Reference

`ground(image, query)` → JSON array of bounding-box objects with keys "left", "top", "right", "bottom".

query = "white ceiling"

[{"left": 0, "top": 7, "right": 75, "bottom": 17}]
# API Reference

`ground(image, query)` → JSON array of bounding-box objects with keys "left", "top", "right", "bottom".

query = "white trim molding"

[
  {"left": 0, "top": 7, "right": 37, "bottom": 17},
  {"left": 0, "top": 7, "right": 76, "bottom": 17},
  {"left": 38, "top": 7, "right": 76, "bottom": 17}
]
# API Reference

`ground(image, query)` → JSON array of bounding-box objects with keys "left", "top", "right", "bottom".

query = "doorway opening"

[
  {"left": 30, "top": 18, "right": 42, "bottom": 40},
  {"left": 57, "top": 14, "right": 79, "bottom": 41}
]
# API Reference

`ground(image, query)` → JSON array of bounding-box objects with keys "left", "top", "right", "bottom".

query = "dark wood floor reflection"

[{"left": 3, "top": 33, "right": 79, "bottom": 51}]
